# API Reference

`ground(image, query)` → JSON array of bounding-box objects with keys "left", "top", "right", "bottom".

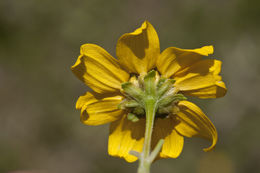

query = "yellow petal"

[
  {"left": 174, "top": 59, "right": 227, "bottom": 98},
  {"left": 152, "top": 117, "right": 184, "bottom": 158},
  {"left": 116, "top": 21, "right": 160, "bottom": 74},
  {"left": 71, "top": 44, "right": 130, "bottom": 93},
  {"left": 157, "top": 45, "right": 214, "bottom": 78},
  {"left": 175, "top": 101, "right": 217, "bottom": 151},
  {"left": 76, "top": 92, "right": 95, "bottom": 110},
  {"left": 108, "top": 115, "right": 145, "bottom": 162},
  {"left": 80, "top": 92, "right": 124, "bottom": 126}
]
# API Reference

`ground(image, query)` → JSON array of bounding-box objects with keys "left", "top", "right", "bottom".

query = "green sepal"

[
  {"left": 117, "top": 101, "right": 126, "bottom": 110},
  {"left": 118, "top": 100, "right": 140, "bottom": 110},
  {"left": 143, "top": 70, "right": 156, "bottom": 95},
  {"left": 158, "top": 95, "right": 176, "bottom": 107},
  {"left": 173, "top": 94, "right": 187, "bottom": 101},
  {"left": 133, "top": 106, "right": 145, "bottom": 115},
  {"left": 125, "top": 100, "right": 140, "bottom": 107},
  {"left": 157, "top": 79, "right": 175, "bottom": 97},
  {"left": 157, "top": 78, "right": 167, "bottom": 88},
  {"left": 157, "top": 105, "right": 173, "bottom": 114},
  {"left": 121, "top": 82, "right": 144, "bottom": 101},
  {"left": 127, "top": 113, "right": 139, "bottom": 122},
  {"left": 158, "top": 93, "right": 187, "bottom": 107}
]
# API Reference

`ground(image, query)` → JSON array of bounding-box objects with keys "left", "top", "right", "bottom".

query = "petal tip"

[
  {"left": 203, "top": 136, "right": 218, "bottom": 152},
  {"left": 71, "top": 55, "right": 83, "bottom": 70},
  {"left": 215, "top": 81, "right": 227, "bottom": 98},
  {"left": 142, "top": 20, "right": 148, "bottom": 28},
  {"left": 201, "top": 45, "right": 214, "bottom": 56},
  {"left": 208, "top": 45, "right": 214, "bottom": 54},
  {"left": 142, "top": 20, "right": 151, "bottom": 27},
  {"left": 124, "top": 156, "right": 138, "bottom": 163},
  {"left": 203, "top": 146, "right": 215, "bottom": 152}
]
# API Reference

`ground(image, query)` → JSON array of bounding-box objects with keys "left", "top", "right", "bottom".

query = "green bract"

[{"left": 119, "top": 70, "right": 187, "bottom": 122}]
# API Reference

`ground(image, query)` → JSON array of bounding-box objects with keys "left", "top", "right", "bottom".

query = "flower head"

[{"left": 71, "top": 21, "right": 227, "bottom": 162}]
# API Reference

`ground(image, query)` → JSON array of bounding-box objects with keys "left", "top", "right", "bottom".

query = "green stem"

[
  {"left": 149, "top": 139, "right": 164, "bottom": 163},
  {"left": 125, "top": 70, "right": 167, "bottom": 173},
  {"left": 137, "top": 98, "right": 156, "bottom": 173}
]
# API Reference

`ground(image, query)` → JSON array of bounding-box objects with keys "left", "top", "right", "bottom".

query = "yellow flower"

[{"left": 71, "top": 21, "right": 227, "bottom": 163}]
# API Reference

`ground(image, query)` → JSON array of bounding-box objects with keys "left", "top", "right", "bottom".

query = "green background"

[{"left": 1, "top": 0, "right": 260, "bottom": 173}]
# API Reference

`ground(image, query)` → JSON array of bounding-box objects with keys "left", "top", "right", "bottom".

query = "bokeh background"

[{"left": 1, "top": 0, "right": 260, "bottom": 173}]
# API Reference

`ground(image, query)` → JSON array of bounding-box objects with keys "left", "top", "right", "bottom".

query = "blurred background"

[{"left": 0, "top": 0, "right": 260, "bottom": 173}]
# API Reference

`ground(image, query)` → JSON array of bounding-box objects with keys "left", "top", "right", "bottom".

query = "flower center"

[{"left": 118, "top": 70, "right": 186, "bottom": 122}]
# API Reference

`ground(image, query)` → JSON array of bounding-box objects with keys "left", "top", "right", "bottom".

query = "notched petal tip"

[
  {"left": 75, "top": 92, "right": 94, "bottom": 110},
  {"left": 71, "top": 55, "right": 82, "bottom": 71},
  {"left": 174, "top": 59, "right": 227, "bottom": 99},
  {"left": 157, "top": 45, "right": 215, "bottom": 78},
  {"left": 215, "top": 80, "right": 227, "bottom": 98},
  {"left": 199, "top": 45, "right": 214, "bottom": 56},
  {"left": 128, "top": 20, "right": 152, "bottom": 36},
  {"left": 116, "top": 21, "right": 160, "bottom": 74},
  {"left": 132, "top": 20, "right": 148, "bottom": 35}
]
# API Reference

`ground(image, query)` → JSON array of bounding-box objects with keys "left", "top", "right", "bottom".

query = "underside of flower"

[
  {"left": 71, "top": 20, "right": 227, "bottom": 173},
  {"left": 118, "top": 70, "right": 187, "bottom": 122}
]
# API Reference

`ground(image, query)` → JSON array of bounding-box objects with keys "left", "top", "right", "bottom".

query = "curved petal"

[
  {"left": 152, "top": 117, "right": 184, "bottom": 158},
  {"left": 71, "top": 44, "right": 130, "bottom": 93},
  {"left": 174, "top": 59, "right": 227, "bottom": 98},
  {"left": 157, "top": 45, "right": 213, "bottom": 78},
  {"left": 175, "top": 101, "right": 217, "bottom": 151},
  {"left": 76, "top": 91, "right": 95, "bottom": 110},
  {"left": 79, "top": 92, "right": 124, "bottom": 126},
  {"left": 116, "top": 21, "right": 160, "bottom": 74},
  {"left": 108, "top": 115, "right": 145, "bottom": 162}
]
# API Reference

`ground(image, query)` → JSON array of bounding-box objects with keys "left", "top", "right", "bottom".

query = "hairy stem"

[{"left": 137, "top": 99, "right": 157, "bottom": 173}]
